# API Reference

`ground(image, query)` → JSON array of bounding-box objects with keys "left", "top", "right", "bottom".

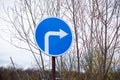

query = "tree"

[
  {"left": 65, "top": 0, "right": 120, "bottom": 80},
  {"left": 1, "top": 0, "right": 120, "bottom": 80},
  {"left": 79, "top": 0, "right": 120, "bottom": 80},
  {"left": 1, "top": 0, "right": 65, "bottom": 79}
]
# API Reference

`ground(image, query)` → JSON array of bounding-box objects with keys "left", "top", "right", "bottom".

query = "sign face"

[{"left": 35, "top": 17, "right": 72, "bottom": 56}]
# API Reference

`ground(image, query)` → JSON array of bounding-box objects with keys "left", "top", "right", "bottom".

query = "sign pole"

[{"left": 52, "top": 57, "right": 56, "bottom": 80}]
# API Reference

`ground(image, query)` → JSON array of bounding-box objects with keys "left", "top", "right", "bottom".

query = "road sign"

[{"left": 35, "top": 17, "right": 72, "bottom": 56}]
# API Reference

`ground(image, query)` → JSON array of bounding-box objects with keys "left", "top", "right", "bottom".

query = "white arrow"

[{"left": 44, "top": 29, "right": 68, "bottom": 54}]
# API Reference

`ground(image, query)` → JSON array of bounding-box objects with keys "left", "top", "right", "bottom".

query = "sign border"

[{"left": 34, "top": 17, "right": 73, "bottom": 57}]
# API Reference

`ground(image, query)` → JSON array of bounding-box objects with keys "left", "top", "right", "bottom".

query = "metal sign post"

[{"left": 52, "top": 57, "right": 56, "bottom": 80}]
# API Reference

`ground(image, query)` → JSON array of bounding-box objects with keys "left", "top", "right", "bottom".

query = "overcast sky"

[{"left": 0, "top": 0, "right": 38, "bottom": 69}]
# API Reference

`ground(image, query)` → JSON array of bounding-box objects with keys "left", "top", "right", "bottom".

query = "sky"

[{"left": 0, "top": 0, "right": 38, "bottom": 69}]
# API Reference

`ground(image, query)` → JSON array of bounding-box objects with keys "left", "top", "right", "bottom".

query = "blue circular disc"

[{"left": 35, "top": 17, "right": 72, "bottom": 56}]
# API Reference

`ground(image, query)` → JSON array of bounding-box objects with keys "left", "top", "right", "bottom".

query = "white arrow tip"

[{"left": 59, "top": 29, "right": 68, "bottom": 38}]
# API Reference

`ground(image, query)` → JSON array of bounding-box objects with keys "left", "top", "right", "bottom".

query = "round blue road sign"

[{"left": 35, "top": 17, "right": 72, "bottom": 56}]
